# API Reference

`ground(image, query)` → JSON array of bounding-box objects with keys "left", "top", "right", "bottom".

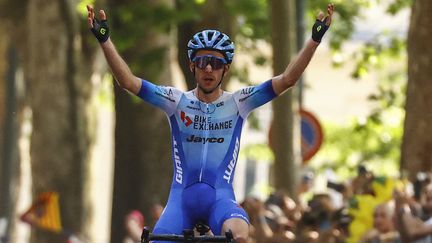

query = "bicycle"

[{"left": 140, "top": 222, "right": 235, "bottom": 242}]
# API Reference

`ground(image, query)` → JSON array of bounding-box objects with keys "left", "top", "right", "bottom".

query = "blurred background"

[{"left": 0, "top": 0, "right": 431, "bottom": 242}]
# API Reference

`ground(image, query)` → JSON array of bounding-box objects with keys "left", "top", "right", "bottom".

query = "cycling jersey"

[{"left": 137, "top": 79, "right": 277, "bottom": 238}]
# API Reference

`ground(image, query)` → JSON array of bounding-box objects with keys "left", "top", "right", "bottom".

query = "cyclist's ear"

[
  {"left": 223, "top": 64, "right": 230, "bottom": 73},
  {"left": 189, "top": 61, "right": 195, "bottom": 73}
]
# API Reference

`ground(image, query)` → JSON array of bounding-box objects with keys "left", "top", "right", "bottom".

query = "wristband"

[
  {"left": 311, "top": 17, "right": 329, "bottom": 43},
  {"left": 90, "top": 18, "right": 110, "bottom": 43}
]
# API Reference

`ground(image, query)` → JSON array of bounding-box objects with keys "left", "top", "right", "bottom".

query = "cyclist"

[{"left": 87, "top": 4, "right": 334, "bottom": 242}]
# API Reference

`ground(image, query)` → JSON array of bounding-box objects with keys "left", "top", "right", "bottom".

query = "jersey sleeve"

[
  {"left": 234, "top": 79, "right": 277, "bottom": 118},
  {"left": 136, "top": 79, "right": 181, "bottom": 115}
]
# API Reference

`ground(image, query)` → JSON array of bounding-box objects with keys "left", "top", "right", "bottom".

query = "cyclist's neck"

[{"left": 193, "top": 87, "right": 223, "bottom": 104}]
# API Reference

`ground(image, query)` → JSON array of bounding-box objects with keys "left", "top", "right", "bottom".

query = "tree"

[
  {"left": 268, "top": 0, "right": 301, "bottom": 197},
  {"left": 0, "top": 20, "right": 16, "bottom": 242},
  {"left": 108, "top": 0, "right": 175, "bottom": 241},
  {"left": 401, "top": 0, "right": 432, "bottom": 180},
  {"left": 0, "top": 0, "right": 29, "bottom": 240},
  {"left": 25, "top": 0, "right": 95, "bottom": 241}
]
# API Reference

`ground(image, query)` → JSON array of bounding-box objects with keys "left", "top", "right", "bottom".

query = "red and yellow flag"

[{"left": 21, "top": 192, "right": 62, "bottom": 233}]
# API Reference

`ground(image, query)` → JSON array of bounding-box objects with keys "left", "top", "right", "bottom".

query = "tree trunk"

[
  {"left": 401, "top": 0, "right": 432, "bottom": 180},
  {"left": 1, "top": 1, "right": 29, "bottom": 241},
  {"left": 0, "top": 22, "right": 10, "bottom": 213},
  {"left": 109, "top": 1, "right": 174, "bottom": 242},
  {"left": 26, "top": 0, "right": 94, "bottom": 242},
  {"left": 269, "top": 0, "right": 301, "bottom": 197}
]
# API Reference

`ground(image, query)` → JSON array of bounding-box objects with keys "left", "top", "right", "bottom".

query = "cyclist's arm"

[
  {"left": 100, "top": 39, "right": 142, "bottom": 94},
  {"left": 271, "top": 39, "right": 319, "bottom": 95},
  {"left": 87, "top": 5, "right": 141, "bottom": 94},
  {"left": 272, "top": 3, "right": 334, "bottom": 96}
]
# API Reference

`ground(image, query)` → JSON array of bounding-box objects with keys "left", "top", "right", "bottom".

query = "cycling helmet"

[{"left": 187, "top": 29, "right": 235, "bottom": 64}]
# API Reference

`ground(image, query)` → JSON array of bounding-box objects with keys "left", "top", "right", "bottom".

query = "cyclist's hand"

[
  {"left": 87, "top": 5, "right": 110, "bottom": 43},
  {"left": 311, "top": 3, "right": 334, "bottom": 43}
]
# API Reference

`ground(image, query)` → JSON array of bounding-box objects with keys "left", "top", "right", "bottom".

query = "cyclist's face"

[{"left": 190, "top": 50, "right": 229, "bottom": 93}]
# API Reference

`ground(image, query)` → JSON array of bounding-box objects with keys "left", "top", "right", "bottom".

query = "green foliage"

[
  {"left": 310, "top": 107, "right": 403, "bottom": 179},
  {"left": 76, "top": 0, "right": 95, "bottom": 16},
  {"left": 241, "top": 143, "right": 274, "bottom": 162},
  {"left": 173, "top": 0, "right": 202, "bottom": 23},
  {"left": 309, "top": 84, "right": 405, "bottom": 178},
  {"left": 387, "top": 0, "right": 412, "bottom": 14},
  {"left": 226, "top": 0, "right": 269, "bottom": 40},
  {"left": 306, "top": 1, "right": 410, "bottom": 180},
  {"left": 107, "top": 2, "right": 176, "bottom": 81},
  {"left": 206, "top": 1, "right": 410, "bottom": 180},
  {"left": 310, "top": 35, "right": 408, "bottom": 180},
  {"left": 349, "top": 34, "right": 406, "bottom": 79},
  {"left": 308, "top": 0, "right": 369, "bottom": 50}
]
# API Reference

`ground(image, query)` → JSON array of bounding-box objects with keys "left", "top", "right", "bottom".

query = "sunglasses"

[{"left": 193, "top": 55, "right": 227, "bottom": 70}]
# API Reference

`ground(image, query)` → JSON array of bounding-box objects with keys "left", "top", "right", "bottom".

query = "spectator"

[
  {"left": 123, "top": 210, "right": 145, "bottom": 243},
  {"left": 359, "top": 201, "right": 400, "bottom": 243},
  {"left": 396, "top": 183, "right": 432, "bottom": 242},
  {"left": 296, "top": 172, "right": 314, "bottom": 205},
  {"left": 266, "top": 191, "right": 300, "bottom": 229},
  {"left": 351, "top": 165, "right": 374, "bottom": 195},
  {"left": 242, "top": 196, "right": 273, "bottom": 243},
  {"left": 319, "top": 207, "right": 351, "bottom": 243},
  {"left": 149, "top": 203, "right": 164, "bottom": 227}
]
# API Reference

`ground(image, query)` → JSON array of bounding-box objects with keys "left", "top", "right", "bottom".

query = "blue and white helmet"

[{"left": 187, "top": 29, "right": 235, "bottom": 64}]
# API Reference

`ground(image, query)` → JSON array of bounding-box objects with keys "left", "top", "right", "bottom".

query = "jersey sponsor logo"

[
  {"left": 155, "top": 87, "right": 175, "bottom": 102},
  {"left": 192, "top": 115, "right": 233, "bottom": 131},
  {"left": 186, "top": 105, "right": 201, "bottom": 111},
  {"left": 157, "top": 86, "right": 173, "bottom": 96},
  {"left": 186, "top": 135, "right": 224, "bottom": 144},
  {"left": 230, "top": 213, "right": 249, "bottom": 222},
  {"left": 216, "top": 101, "right": 224, "bottom": 107},
  {"left": 241, "top": 87, "right": 255, "bottom": 95},
  {"left": 180, "top": 111, "right": 193, "bottom": 127},
  {"left": 173, "top": 138, "right": 183, "bottom": 184},
  {"left": 223, "top": 137, "right": 240, "bottom": 183},
  {"left": 239, "top": 88, "right": 259, "bottom": 102}
]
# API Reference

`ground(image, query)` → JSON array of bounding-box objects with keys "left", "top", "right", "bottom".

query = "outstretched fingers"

[
  {"left": 317, "top": 11, "right": 325, "bottom": 21},
  {"left": 325, "top": 3, "right": 335, "bottom": 26},
  {"left": 87, "top": 5, "right": 94, "bottom": 28},
  {"left": 99, "top": 10, "right": 107, "bottom": 21},
  {"left": 87, "top": 5, "right": 107, "bottom": 28},
  {"left": 316, "top": 3, "right": 335, "bottom": 26}
]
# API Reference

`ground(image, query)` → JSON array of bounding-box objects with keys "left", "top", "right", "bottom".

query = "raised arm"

[
  {"left": 87, "top": 5, "right": 142, "bottom": 95},
  {"left": 394, "top": 188, "right": 432, "bottom": 241},
  {"left": 272, "top": 3, "right": 334, "bottom": 96},
  {"left": 397, "top": 207, "right": 432, "bottom": 241}
]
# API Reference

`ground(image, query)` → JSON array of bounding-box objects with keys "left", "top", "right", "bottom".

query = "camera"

[{"left": 327, "top": 181, "right": 346, "bottom": 193}]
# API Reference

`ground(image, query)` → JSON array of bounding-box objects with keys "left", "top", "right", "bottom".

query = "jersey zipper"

[{"left": 199, "top": 104, "right": 210, "bottom": 181}]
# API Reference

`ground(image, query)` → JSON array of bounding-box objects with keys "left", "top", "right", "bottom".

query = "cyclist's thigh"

[
  {"left": 208, "top": 199, "right": 250, "bottom": 235},
  {"left": 152, "top": 200, "right": 193, "bottom": 236}
]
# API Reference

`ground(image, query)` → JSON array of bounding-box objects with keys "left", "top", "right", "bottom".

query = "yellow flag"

[{"left": 21, "top": 192, "right": 62, "bottom": 233}]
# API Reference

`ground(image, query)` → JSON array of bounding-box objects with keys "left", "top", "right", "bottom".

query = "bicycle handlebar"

[{"left": 141, "top": 227, "right": 234, "bottom": 242}]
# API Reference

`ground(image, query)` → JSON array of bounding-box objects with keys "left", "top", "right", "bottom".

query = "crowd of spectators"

[
  {"left": 125, "top": 167, "right": 432, "bottom": 243},
  {"left": 241, "top": 167, "right": 432, "bottom": 243}
]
